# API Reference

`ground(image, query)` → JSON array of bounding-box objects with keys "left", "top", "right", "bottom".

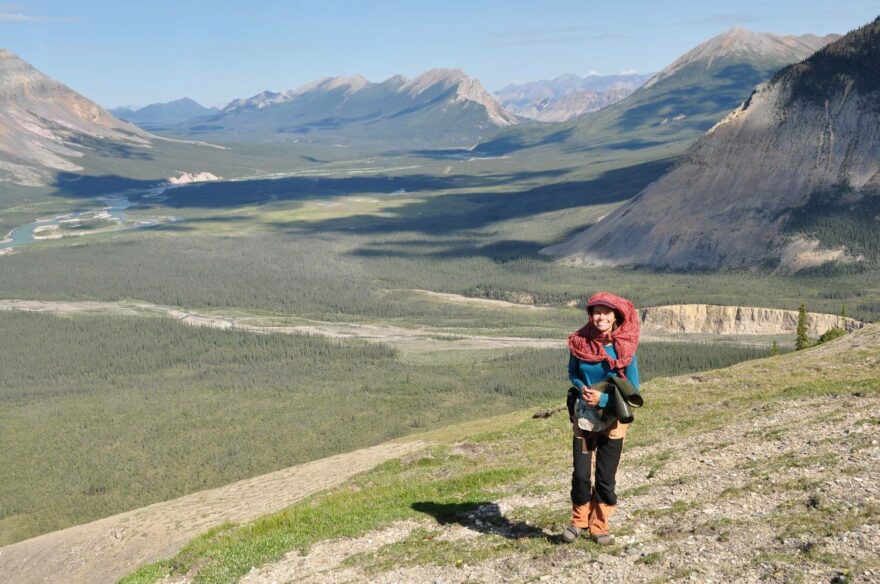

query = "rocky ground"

[{"left": 234, "top": 393, "right": 879, "bottom": 584}]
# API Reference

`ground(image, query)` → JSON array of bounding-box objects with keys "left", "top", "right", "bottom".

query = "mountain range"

[
  {"left": 494, "top": 73, "right": 653, "bottom": 122},
  {"left": 0, "top": 27, "right": 845, "bottom": 194},
  {"left": 476, "top": 28, "right": 839, "bottom": 155},
  {"left": 110, "top": 98, "right": 217, "bottom": 129},
  {"left": 544, "top": 19, "right": 879, "bottom": 272},
  {"left": 168, "top": 69, "right": 519, "bottom": 146}
]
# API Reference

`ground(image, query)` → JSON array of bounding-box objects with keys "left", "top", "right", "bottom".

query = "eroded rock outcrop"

[
  {"left": 168, "top": 171, "right": 220, "bottom": 185},
  {"left": 640, "top": 304, "right": 863, "bottom": 336}
]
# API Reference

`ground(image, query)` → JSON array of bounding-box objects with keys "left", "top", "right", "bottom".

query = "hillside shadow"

[
  {"left": 391, "top": 124, "right": 572, "bottom": 159},
  {"left": 45, "top": 156, "right": 671, "bottom": 265},
  {"left": 52, "top": 173, "right": 162, "bottom": 197},
  {"left": 270, "top": 157, "right": 673, "bottom": 240},
  {"left": 48, "top": 169, "right": 567, "bottom": 207},
  {"left": 468, "top": 126, "right": 576, "bottom": 157},
  {"left": 350, "top": 239, "right": 546, "bottom": 261},
  {"left": 70, "top": 135, "right": 155, "bottom": 160},
  {"left": 145, "top": 169, "right": 569, "bottom": 209},
  {"left": 617, "top": 64, "right": 770, "bottom": 132},
  {"left": 411, "top": 501, "right": 547, "bottom": 540}
]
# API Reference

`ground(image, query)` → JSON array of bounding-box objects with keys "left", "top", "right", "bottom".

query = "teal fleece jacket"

[{"left": 568, "top": 345, "right": 640, "bottom": 408}]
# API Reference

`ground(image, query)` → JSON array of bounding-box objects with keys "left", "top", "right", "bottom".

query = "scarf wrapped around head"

[{"left": 567, "top": 292, "right": 640, "bottom": 379}]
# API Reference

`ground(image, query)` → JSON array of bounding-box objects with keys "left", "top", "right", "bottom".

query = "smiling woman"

[{"left": 563, "top": 291, "right": 642, "bottom": 546}]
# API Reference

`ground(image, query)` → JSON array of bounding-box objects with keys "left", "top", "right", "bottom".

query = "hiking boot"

[
  {"left": 561, "top": 524, "right": 583, "bottom": 543},
  {"left": 591, "top": 533, "right": 614, "bottom": 546}
]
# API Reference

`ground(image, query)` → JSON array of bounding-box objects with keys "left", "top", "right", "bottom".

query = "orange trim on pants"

[{"left": 571, "top": 497, "right": 615, "bottom": 535}]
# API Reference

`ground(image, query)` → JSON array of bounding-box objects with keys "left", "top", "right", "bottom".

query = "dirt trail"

[
  {"left": 398, "top": 289, "right": 552, "bottom": 311},
  {"left": 0, "top": 299, "right": 562, "bottom": 351},
  {"left": 0, "top": 441, "right": 429, "bottom": 584}
]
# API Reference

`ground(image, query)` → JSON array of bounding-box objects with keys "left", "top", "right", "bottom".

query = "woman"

[{"left": 562, "top": 292, "right": 640, "bottom": 545}]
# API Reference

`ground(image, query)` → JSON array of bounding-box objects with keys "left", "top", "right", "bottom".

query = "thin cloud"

[
  {"left": 680, "top": 13, "right": 760, "bottom": 26},
  {"left": 0, "top": 5, "right": 79, "bottom": 23},
  {"left": 0, "top": 11, "right": 32, "bottom": 21}
]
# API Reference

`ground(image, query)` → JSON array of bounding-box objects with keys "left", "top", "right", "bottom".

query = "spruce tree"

[
  {"left": 841, "top": 304, "right": 847, "bottom": 319},
  {"left": 796, "top": 303, "right": 810, "bottom": 350},
  {"left": 770, "top": 340, "right": 780, "bottom": 356}
]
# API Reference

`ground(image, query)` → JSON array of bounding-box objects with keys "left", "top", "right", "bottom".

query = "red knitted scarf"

[{"left": 567, "top": 292, "right": 640, "bottom": 379}]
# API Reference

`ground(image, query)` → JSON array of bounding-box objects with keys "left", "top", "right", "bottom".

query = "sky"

[{"left": 3, "top": 1, "right": 878, "bottom": 109}]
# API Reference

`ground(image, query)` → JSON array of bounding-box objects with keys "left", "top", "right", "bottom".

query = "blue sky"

[{"left": 4, "top": 1, "right": 878, "bottom": 108}]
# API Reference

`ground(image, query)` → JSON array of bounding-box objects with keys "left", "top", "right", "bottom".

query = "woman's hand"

[{"left": 582, "top": 387, "right": 602, "bottom": 407}]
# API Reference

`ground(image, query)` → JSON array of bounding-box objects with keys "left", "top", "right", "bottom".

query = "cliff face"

[{"left": 640, "top": 304, "right": 863, "bottom": 336}]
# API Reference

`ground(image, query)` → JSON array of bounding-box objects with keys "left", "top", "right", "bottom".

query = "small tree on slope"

[{"left": 796, "top": 303, "right": 810, "bottom": 351}]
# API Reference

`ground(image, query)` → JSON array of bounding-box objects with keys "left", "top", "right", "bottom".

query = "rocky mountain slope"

[
  {"left": 544, "top": 18, "right": 879, "bottom": 271},
  {"left": 119, "top": 323, "right": 880, "bottom": 584},
  {"left": 110, "top": 97, "right": 217, "bottom": 129},
  {"left": 495, "top": 73, "right": 651, "bottom": 122},
  {"left": 0, "top": 49, "right": 152, "bottom": 185},
  {"left": 642, "top": 28, "right": 834, "bottom": 90},
  {"left": 169, "top": 69, "right": 518, "bottom": 146},
  {"left": 476, "top": 28, "right": 837, "bottom": 156}
]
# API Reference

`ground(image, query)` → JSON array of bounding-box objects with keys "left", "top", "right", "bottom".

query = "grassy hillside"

[
  {"left": 122, "top": 323, "right": 880, "bottom": 584},
  {"left": 0, "top": 311, "right": 770, "bottom": 546}
]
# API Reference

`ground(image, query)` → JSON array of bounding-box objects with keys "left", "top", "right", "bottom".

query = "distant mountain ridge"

[
  {"left": 494, "top": 73, "right": 653, "bottom": 122},
  {"left": 642, "top": 28, "right": 837, "bottom": 89},
  {"left": 543, "top": 19, "right": 877, "bottom": 271},
  {"left": 111, "top": 98, "right": 217, "bottom": 129},
  {"left": 476, "top": 28, "right": 838, "bottom": 155},
  {"left": 0, "top": 49, "right": 151, "bottom": 185},
  {"left": 172, "top": 68, "right": 518, "bottom": 145}
]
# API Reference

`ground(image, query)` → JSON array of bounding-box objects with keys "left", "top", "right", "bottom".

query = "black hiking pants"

[{"left": 571, "top": 431, "right": 623, "bottom": 506}]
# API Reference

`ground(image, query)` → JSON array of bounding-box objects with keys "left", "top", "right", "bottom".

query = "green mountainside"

[
  {"left": 161, "top": 69, "right": 518, "bottom": 146},
  {"left": 475, "top": 28, "right": 836, "bottom": 157},
  {"left": 775, "top": 16, "right": 880, "bottom": 106},
  {"left": 0, "top": 308, "right": 770, "bottom": 547}
]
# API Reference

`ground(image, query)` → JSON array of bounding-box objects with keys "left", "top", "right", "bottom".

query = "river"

[{"left": 0, "top": 187, "right": 172, "bottom": 252}]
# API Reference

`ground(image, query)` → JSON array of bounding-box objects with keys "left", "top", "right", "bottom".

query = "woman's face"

[{"left": 590, "top": 305, "right": 617, "bottom": 333}]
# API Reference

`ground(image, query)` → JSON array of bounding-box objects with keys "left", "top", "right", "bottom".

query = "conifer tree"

[
  {"left": 770, "top": 340, "right": 780, "bottom": 356},
  {"left": 796, "top": 303, "right": 810, "bottom": 350},
  {"left": 841, "top": 304, "right": 847, "bottom": 319}
]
